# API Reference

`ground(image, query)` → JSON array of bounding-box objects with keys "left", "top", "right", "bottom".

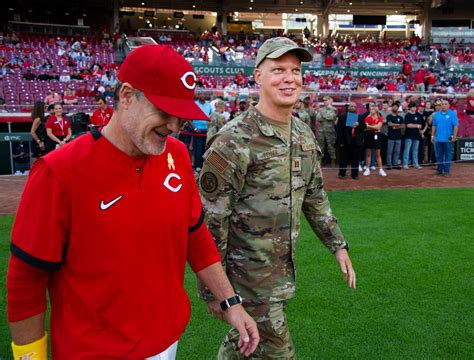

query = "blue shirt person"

[{"left": 431, "top": 100, "right": 459, "bottom": 176}]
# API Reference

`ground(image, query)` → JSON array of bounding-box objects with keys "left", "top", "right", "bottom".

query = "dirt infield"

[{"left": 0, "top": 162, "right": 472, "bottom": 216}]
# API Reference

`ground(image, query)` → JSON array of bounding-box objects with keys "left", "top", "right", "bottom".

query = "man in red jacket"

[
  {"left": 89, "top": 95, "right": 114, "bottom": 127},
  {"left": 7, "top": 45, "right": 259, "bottom": 360}
]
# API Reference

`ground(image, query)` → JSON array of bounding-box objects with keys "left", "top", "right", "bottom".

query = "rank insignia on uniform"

[
  {"left": 200, "top": 172, "right": 218, "bottom": 193},
  {"left": 207, "top": 150, "right": 229, "bottom": 174},
  {"left": 292, "top": 157, "right": 302, "bottom": 172},
  {"left": 167, "top": 153, "right": 175, "bottom": 171}
]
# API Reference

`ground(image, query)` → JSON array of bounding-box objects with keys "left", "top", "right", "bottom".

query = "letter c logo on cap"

[{"left": 180, "top": 72, "right": 197, "bottom": 90}]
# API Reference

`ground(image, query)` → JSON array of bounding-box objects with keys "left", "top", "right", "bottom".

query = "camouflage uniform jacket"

[
  {"left": 296, "top": 109, "right": 310, "bottom": 127},
  {"left": 206, "top": 112, "right": 227, "bottom": 143},
  {"left": 316, "top": 105, "right": 338, "bottom": 132},
  {"left": 304, "top": 105, "right": 318, "bottom": 131},
  {"left": 198, "top": 106, "right": 348, "bottom": 305}
]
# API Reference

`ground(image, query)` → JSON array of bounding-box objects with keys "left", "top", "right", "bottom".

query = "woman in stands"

[
  {"left": 44, "top": 103, "right": 72, "bottom": 154},
  {"left": 30, "top": 101, "right": 47, "bottom": 158}
]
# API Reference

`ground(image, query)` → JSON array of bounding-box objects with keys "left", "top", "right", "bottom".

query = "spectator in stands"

[
  {"left": 432, "top": 99, "right": 458, "bottom": 176},
  {"left": 23, "top": 68, "right": 36, "bottom": 81},
  {"left": 75, "top": 82, "right": 90, "bottom": 98},
  {"left": 12, "top": 141, "right": 30, "bottom": 175},
  {"left": 90, "top": 81, "right": 106, "bottom": 98},
  {"left": 41, "top": 59, "right": 53, "bottom": 69},
  {"left": 466, "top": 89, "right": 474, "bottom": 115},
  {"left": 70, "top": 70, "right": 82, "bottom": 81},
  {"left": 37, "top": 70, "right": 51, "bottom": 81},
  {"left": 402, "top": 60, "right": 412, "bottom": 77},
  {"left": 59, "top": 70, "right": 71, "bottom": 83},
  {"left": 63, "top": 86, "right": 79, "bottom": 105},
  {"left": 30, "top": 101, "right": 47, "bottom": 158},
  {"left": 366, "top": 84, "right": 379, "bottom": 94},
  {"left": 103, "top": 85, "right": 114, "bottom": 99},
  {"left": 386, "top": 101, "right": 404, "bottom": 170},
  {"left": 336, "top": 102, "right": 366, "bottom": 179},
  {"left": 235, "top": 71, "right": 246, "bottom": 87},
  {"left": 425, "top": 70, "right": 437, "bottom": 92},
  {"left": 90, "top": 95, "right": 113, "bottom": 127},
  {"left": 397, "top": 78, "right": 407, "bottom": 92},
  {"left": 44, "top": 90, "right": 62, "bottom": 106},
  {"left": 402, "top": 101, "right": 423, "bottom": 169},
  {"left": 101, "top": 70, "right": 116, "bottom": 87},
  {"left": 363, "top": 102, "right": 386, "bottom": 177},
  {"left": 50, "top": 71, "right": 60, "bottom": 82},
  {"left": 45, "top": 103, "right": 72, "bottom": 154}
]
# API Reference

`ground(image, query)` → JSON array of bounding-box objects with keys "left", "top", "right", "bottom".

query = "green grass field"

[{"left": 1, "top": 188, "right": 473, "bottom": 359}]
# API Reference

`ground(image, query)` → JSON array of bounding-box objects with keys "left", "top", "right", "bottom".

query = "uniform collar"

[{"left": 250, "top": 105, "right": 292, "bottom": 145}]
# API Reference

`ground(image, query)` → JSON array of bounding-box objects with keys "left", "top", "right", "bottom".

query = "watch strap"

[{"left": 220, "top": 294, "right": 242, "bottom": 311}]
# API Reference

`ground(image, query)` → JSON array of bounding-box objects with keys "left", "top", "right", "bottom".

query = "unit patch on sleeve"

[{"left": 200, "top": 172, "right": 219, "bottom": 193}]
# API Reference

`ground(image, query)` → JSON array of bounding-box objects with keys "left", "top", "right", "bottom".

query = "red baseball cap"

[{"left": 118, "top": 44, "right": 209, "bottom": 120}]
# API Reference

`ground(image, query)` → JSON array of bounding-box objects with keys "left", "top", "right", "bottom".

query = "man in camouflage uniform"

[
  {"left": 293, "top": 99, "right": 310, "bottom": 126},
  {"left": 316, "top": 96, "right": 338, "bottom": 166},
  {"left": 207, "top": 100, "right": 227, "bottom": 144},
  {"left": 303, "top": 96, "right": 318, "bottom": 136},
  {"left": 198, "top": 37, "right": 356, "bottom": 359}
]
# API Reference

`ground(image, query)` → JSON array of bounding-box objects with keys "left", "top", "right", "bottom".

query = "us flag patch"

[{"left": 207, "top": 150, "right": 229, "bottom": 174}]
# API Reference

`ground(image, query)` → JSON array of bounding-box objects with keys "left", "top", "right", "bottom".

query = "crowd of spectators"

[
  {"left": 1, "top": 30, "right": 473, "bottom": 114},
  {"left": 190, "top": 66, "right": 474, "bottom": 96},
  {"left": 159, "top": 29, "right": 473, "bottom": 70},
  {"left": 0, "top": 32, "right": 117, "bottom": 111}
]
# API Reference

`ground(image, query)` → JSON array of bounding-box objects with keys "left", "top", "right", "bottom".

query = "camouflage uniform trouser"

[
  {"left": 217, "top": 301, "right": 295, "bottom": 360},
  {"left": 317, "top": 130, "right": 336, "bottom": 161}
]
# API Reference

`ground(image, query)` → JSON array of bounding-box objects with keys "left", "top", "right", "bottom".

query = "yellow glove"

[{"left": 12, "top": 332, "right": 47, "bottom": 360}]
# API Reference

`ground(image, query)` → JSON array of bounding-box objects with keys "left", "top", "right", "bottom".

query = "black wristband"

[{"left": 220, "top": 294, "right": 243, "bottom": 311}]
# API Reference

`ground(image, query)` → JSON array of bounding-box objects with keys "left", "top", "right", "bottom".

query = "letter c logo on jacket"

[{"left": 164, "top": 173, "right": 182, "bottom": 193}]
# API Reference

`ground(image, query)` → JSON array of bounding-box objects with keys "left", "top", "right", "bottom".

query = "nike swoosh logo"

[{"left": 100, "top": 195, "right": 123, "bottom": 211}]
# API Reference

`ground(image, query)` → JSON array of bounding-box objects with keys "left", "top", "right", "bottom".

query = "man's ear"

[
  {"left": 119, "top": 82, "right": 134, "bottom": 108},
  {"left": 254, "top": 68, "right": 262, "bottom": 86}
]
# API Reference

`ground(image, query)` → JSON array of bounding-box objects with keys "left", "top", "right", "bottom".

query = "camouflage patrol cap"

[
  {"left": 323, "top": 95, "right": 333, "bottom": 101},
  {"left": 255, "top": 37, "right": 313, "bottom": 68}
]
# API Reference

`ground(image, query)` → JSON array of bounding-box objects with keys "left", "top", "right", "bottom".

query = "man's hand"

[
  {"left": 208, "top": 300, "right": 260, "bottom": 357},
  {"left": 222, "top": 304, "right": 259, "bottom": 357},
  {"left": 335, "top": 248, "right": 356, "bottom": 288}
]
